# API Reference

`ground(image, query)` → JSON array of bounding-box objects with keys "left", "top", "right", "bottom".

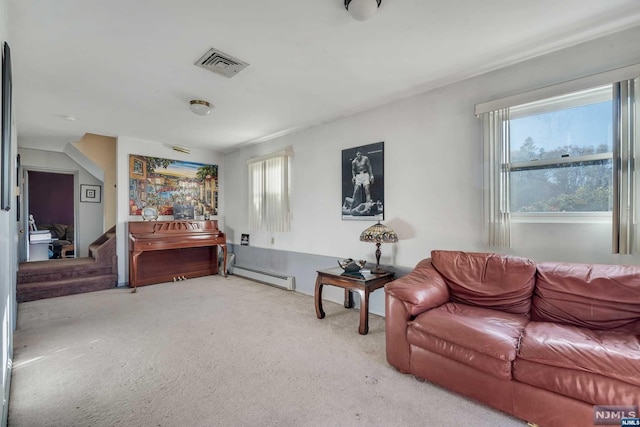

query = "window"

[
  {"left": 247, "top": 148, "right": 292, "bottom": 232},
  {"left": 477, "top": 65, "right": 639, "bottom": 252},
  {"left": 509, "top": 86, "right": 613, "bottom": 213}
]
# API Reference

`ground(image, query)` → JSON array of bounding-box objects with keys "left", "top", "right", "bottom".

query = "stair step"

[
  {"left": 17, "top": 274, "right": 118, "bottom": 303},
  {"left": 18, "top": 261, "right": 115, "bottom": 284},
  {"left": 17, "top": 225, "right": 118, "bottom": 303}
]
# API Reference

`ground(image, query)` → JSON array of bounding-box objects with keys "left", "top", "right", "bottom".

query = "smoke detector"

[{"left": 194, "top": 48, "right": 249, "bottom": 78}]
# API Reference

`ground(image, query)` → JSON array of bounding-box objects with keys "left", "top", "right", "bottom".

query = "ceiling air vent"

[{"left": 194, "top": 48, "right": 249, "bottom": 78}]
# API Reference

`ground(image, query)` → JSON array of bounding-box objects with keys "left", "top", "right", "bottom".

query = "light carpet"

[{"left": 9, "top": 275, "right": 526, "bottom": 427}]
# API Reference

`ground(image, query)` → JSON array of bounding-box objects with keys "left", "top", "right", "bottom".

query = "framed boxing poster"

[{"left": 341, "top": 141, "right": 384, "bottom": 221}]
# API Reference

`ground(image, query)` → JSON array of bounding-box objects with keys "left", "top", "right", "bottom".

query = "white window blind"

[
  {"left": 247, "top": 148, "right": 292, "bottom": 232},
  {"left": 482, "top": 108, "right": 511, "bottom": 247},
  {"left": 612, "top": 79, "right": 637, "bottom": 254}
]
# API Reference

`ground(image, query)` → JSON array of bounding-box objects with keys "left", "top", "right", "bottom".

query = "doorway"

[{"left": 22, "top": 170, "right": 76, "bottom": 262}]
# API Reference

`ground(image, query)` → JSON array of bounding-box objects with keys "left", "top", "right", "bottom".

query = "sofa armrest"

[
  {"left": 385, "top": 258, "right": 450, "bottom": 316},
  {"left": 384, "top": 258, "right": 450, "bottom": 373}
]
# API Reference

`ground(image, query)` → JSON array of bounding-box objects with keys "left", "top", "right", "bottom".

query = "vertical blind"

[
  {"left": 482, "top": 108, "right": 511, "bottom": 247},
  {"left": 247, "top": 149, "right": 292, "bottom": 232},
  {"left": 612, "top": 79, "right": 637, "bottom": 254}
]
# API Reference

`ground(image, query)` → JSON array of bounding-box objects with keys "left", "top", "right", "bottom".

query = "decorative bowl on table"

[{"left": 338, "top": 258, "right": 367, "bottom": 273}]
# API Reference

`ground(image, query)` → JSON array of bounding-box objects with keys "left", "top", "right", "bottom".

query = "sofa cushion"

[
  {"left": 518, "top": 321, "right": 640, "bottom": 388},
  {"left": 65, "top": 225, "right": 74, "bottom": 242},
  {"left": 532, "top": 262, "right": 640, "bottom": 333},
  {"left": 407, "top": 302, "right": 528, "bottom": 380},
  {"left": 52, "top": 223, "right": 68, "bottom": 240},
  {"left": 514, "top": 359, "right": 640, "bottom": 406},
  {"left": 430, "top": 250, "right": 536, "bottom": 315}
]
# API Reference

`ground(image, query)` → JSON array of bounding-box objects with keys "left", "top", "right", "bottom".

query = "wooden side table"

[
  {"left": 314, "top": 267, "right": 395, "bottom": 335},
  {"left": 60, "top": 244, "right": 75, "bottom": 258}
]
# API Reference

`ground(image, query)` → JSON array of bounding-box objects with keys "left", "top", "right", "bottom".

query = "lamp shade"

[
  {"left": 360, "top": 221, "right": 397, "bottom": 274},
  {"left": 345, "top": 0, "right": 381, "bottom": 21},
  {"left": 359, "top": 221, "right": 398, "bottom": 244}
]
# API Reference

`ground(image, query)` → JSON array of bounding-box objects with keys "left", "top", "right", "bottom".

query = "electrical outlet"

[{"left": 271, "top": 237, "right": 275, "bottom": 244}]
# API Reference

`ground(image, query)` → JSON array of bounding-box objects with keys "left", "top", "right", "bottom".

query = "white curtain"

[
  {"left": 482, "top": 108, "right": 511, "bottom": 248},
  {"left": 248, "top": 150, "right": 292, "bottom": 232},
  {"left": 613, "top": 78, "right": 638, "bottom": 254}
]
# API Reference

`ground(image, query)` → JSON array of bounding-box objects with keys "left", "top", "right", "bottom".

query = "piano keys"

[{"left": 128, "top": 220, "right": 227, "bottom": 291}]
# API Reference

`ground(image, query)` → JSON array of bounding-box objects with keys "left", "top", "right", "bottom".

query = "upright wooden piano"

[{"left": 128, "top": 220, "right": 227, "bottom": 291}]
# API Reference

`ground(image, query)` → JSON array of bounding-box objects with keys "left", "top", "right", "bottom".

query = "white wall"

[
  {"left": 18, "top": 148, "right": 104, "bottom": 258},
  {"left": 224, "top": 25, "right": 640, "bottom": 270},
  {"left": 115, "top": 137, "right": 225, "bottom": 284}
]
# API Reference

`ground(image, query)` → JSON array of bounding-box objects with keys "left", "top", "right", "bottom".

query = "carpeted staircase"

[{"left": 17, "top": 226, "right": 117, "bottom": 302}]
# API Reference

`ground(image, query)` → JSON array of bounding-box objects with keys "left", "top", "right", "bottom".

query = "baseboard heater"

[{"left": 233, "top": 266, "right": 295, "bottom": 291}]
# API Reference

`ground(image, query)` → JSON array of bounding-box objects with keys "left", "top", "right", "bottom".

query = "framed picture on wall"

[
  {"left": 80, "top": 184, "right": 102, "bottom": 203},
  {"left": 128, "top": 154, "right": 218, "bottom": 217},
  {"left": 341, "top": 141, "right": 384, "bottom": 220}
]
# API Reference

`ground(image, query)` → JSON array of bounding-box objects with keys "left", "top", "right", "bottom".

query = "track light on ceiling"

[
  {"left": 189, "top": 99, "right": 212, "bottom": 116},
  {"left": 344, "top": 0, "right": 382, "bottom": 21}
]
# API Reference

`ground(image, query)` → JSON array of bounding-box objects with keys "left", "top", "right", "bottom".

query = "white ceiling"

[{"left": 8, "top": 0, "right": 640, "bottom": 153}]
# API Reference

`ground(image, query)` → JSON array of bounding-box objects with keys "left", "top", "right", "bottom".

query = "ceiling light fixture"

[
  {"left": 344, "top": 0, "right": 382, "bottom": 21},
  {"left": 189, "top": 99, "right": 212, "bottom": 116}
]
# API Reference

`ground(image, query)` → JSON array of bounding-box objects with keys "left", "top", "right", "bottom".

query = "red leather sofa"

[{"left": 385, "top": 250, "right": 640, "bottom": 427}]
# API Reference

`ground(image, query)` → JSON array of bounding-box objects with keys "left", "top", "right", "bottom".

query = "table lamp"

[{"left": 359, "top": 221, "right": 398, "bottom": 274}]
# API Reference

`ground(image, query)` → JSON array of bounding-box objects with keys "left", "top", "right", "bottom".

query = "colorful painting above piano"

[{"left": 128, "top": 154, "right": 219, "bottom": 217}]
